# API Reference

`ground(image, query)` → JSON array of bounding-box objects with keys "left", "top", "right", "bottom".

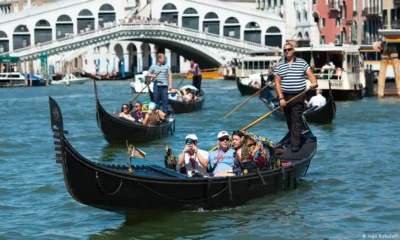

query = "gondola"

[
  {"left": 49, "top": 96, "right": 317, "bottom": 211},
  {"left": 236, "top": 77, "right": 260, "bottom": 96},
  {"left": 94, "top": 81, "right": 175, "bottom": 144},
  {"left": 148, "top": 85, "right": 205, "bottom": 114},
  {"left": 260, "top": 84, "right": 336, "bottom": 124}
]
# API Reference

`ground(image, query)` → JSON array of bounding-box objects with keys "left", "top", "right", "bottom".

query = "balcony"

[
  {"left": 328, "top": 1, "right": 341, "bottom": 12},
  {"left": 394, "top": 0, "right": 400, "bottom": 5}
]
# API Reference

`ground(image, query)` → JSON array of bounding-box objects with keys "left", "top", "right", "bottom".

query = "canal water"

[{"left": 0, "top": 80, "right": 399, "bottom": 239}]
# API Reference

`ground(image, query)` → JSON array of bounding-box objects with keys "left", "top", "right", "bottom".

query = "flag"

[{"left": 310, "top": 54, "right": 315, "bottom": 68}]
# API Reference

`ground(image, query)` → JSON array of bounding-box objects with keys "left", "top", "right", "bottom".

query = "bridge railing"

[{"left": 9, "top": 23, "right": 276, "bottom": 57}]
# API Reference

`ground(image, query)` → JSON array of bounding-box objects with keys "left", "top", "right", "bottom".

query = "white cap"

[
  {"left": 185, "top": 134, "right": 198, "bottom": 141},
  {"left": 217, "top": 131, "right": 229, "bottom": 139}
]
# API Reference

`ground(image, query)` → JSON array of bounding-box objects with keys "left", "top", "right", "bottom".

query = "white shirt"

[
  {"left": 307, "top": 94, "right": 326, "bottom": 108},
  {"left": 180, "top": 149, "right": 209, "bottom": 177}
]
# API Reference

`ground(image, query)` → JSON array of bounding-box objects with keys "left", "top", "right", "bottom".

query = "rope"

[
  {"left": 136, "top": 181, "right": 229, "bottom": 203},
  {"left": 96, "top": 171, "right": 123, "bottom": 195}
]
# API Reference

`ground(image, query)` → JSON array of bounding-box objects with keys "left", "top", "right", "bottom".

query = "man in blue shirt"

[
  {"left": 208, "top": 131, "right": 236, "bottom": 177},
  {"left": 147, "top": 53, "right": 173, "bottom": 113}
]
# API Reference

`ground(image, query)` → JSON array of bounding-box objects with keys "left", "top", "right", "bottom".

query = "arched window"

[
  {"left": 244, "top": 22, "right": 261, "bottom": 44},
  {"left": 204, "top": 12, "right": 218, "bottom": 19},
  {"left": 14, "top": 4, "right": 19, "bottom": 12},
  {"left": 225, "top": 17, "right": 239, "bottom": 24},
  {"left": 78, "top": 9, "right": 93, "bottom": 16},
  {"left": 265, "top": 27, "right": 282, "bottom": 48},
  {"left": 0, "top": 31, "right": 7, "bottom": 38},
  {"left": 162, "top": 3, "right": 177, "bottom": 10},
  {"left": 99, "top": 4, "right": 114, "bottom": 11},
  {"left": 182, "top": 8, "right": 199, "bottom": 30},
  {"left": 203, "top": 12, "right": 219, "bottom": 34},
  {"left": 183, "top": 8, "right": 198, "bottom": 14}
]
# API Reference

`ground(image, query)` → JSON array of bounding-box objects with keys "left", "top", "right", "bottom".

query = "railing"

[
  {"left": 391, "top": 19, "right": 400, "bottom": 29},
  {"left": 5, "top": 23, "right": 274, "bottom": 57},
  {"left": 362, "top": 7, "right": 379, "bottom": 16},
  {"left": 0, "top": 0, "right": 95, "bottom": 26},
  {"left": 328, "top": 1, "right": 341, "bottom": 11}
]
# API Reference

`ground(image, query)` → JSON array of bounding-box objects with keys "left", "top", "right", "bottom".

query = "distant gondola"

[
  {"left": 260, "top": 84, "right": 336, "bottom": 124},
  {"left": 148, "top": 85, "right": 204, "bottom": 114},
  {"left": 236, "top": 77, "right": 260, "bottom": 96},
  {"left": 94, "top": 81, "right": 175, "bottom": 144},
  {"left": 49, "top": 96, "right": 317, "bottom": 211}
]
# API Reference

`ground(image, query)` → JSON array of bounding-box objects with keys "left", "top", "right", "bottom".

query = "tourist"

[
  {"left": 208, "top": 131, "right": 236, "bottom": 177},
  {"left": 131, "top": 101, "right": 146, "bottom": 123},
  {"left": 147, "top": 53, "right": 172, "bottom": 113},
  {"left": 118, "top": 104, "right": 136, "bottom": 121},
  {"left": 142, "top": 102, "right": 166, "bottom": 126},
  {"left": 177, "top": 134, "right": 209, "bottom": 177},
  {"left": 306, "top": 89, "right": 326, "bottom": 109},
  {"left": 274, "top": 42, "right": 318, "bottom": 152}
]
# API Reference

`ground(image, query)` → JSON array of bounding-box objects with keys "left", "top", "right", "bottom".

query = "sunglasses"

[
  {"left": 186, "top": 138, "right": 196, "bottom": 145},
  {"left": 218, "top": 137, "right": 229, "bottom": 142},
  {"left": 283, "top": 48, "right": 293, "bottom": 53},
  {"left": 135, "top": 105, "right": 140, "bottom": 108},
  {"left": 247, "top": 142, "right": 257, "bottom": 147},
  {"left": 122, "top": 106, "right": 129, "bottom": 109}
]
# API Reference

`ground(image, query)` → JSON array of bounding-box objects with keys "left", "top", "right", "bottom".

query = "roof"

[
  {"left": 294, "top": 45, "right": 360, "bottom": 53},
  {"left": 240, "top": 56, "right": 282, "bottom": 61}
]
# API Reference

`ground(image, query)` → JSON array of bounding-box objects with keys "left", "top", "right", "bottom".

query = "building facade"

[{"left": 362, "top": 0, "right": 382, "bottom": 44}]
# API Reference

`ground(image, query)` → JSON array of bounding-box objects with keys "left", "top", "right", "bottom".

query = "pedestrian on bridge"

[{"left": 147, "top": 53, "right": 172, "bottom": 113}]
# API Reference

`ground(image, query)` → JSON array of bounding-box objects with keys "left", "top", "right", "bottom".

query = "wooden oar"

[
  {"left": 128, "top": 71, "right": 160, "bottom": 105},
  {"left": 176, "top": 74, "right": 188, "bottom": 89},
  {"left": 209, "top": 87, "right": 312, "bottom": 152},
  {"left": 223, "top": 80, "right": 274, "bottom": 118}
]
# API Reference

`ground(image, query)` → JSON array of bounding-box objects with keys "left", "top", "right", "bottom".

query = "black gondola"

[
  {"left": 260, "top": 84, "right": 336, "bottom": 124},
  {"left": 94, "top": 81, "right": 175, "bottom": 144},
  {"left": 148, "top": 87, "right": 205, "bottom": 114},
  {"left": 49, "top": 96, "right": 317, "bottom": 211},
  {"left": 236, "top": 77, "right": 260, "bottom": 96}
]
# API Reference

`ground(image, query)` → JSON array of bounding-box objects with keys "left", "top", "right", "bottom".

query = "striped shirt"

[
  {"left": 275, "top": 57, "right": 310, "bottom": 93},
  {"left": 148, "top": 64, "right": 171, "bottom": 86}
]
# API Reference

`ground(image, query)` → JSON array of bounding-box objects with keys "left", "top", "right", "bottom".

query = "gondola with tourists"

[
  {"left": 260, "top": 81, "right": 336, "bottom": 124},
  {"left": 49, "top": 96, "right": 317, "bottom": 211},
  {"left": 94, "top": 81, "right": 175, "bottom": 144},
  {"left": 236, "top": 77, "right": 261, "bottom": 96},
  {"left": 148, "top": 84, "right": 205, "bottom": 114}
]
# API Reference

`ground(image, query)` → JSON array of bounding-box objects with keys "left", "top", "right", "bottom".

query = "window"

[
  {"left": 297, "top": 11, "right": 301, "bottom": 21},
  {"left": 353, "top": 0, "right": 357, "bottom": 11},
  {"left": 304, "top": 10, "right": 307, "bottom": 21},
  {"left": 320, "top": 36, "right": 326, "bottom": 44},
  {"left": 0, "top": 44, "right": 4, "bottom": 53},
  {"left": 343, "top": 4, "right": 346, "bottom": 19},
  {"left": 321, "top": 18, "right": 326, "bottom": 27},
  {"left": 14, "top": 3, "right": 19, "bottom": 12},
  {"left": 336, "top": 17, "right": 341, "bottom": 27},
  {"left": 313, "top": 0, "right": 317, "bottom": 4}
]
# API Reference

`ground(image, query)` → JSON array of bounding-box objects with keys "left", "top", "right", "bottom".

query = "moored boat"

[
  {"left": 236, "top": 77, "right": 260, "bottom": 96},
  {"left": 51, "top": 74, "right": 91, "bottom": 85},
  {"left": 95, "top": 81, "right": 175, "bottom": 144},
  {"left": 130, "top": 71, "right": 149, "bottom": 93},
  {"left": 49, "top": 96, "right": 317, "bottom": 211}
]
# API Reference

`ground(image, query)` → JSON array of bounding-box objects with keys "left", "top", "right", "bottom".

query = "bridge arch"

[
  {"left": 224, "top": 17, "right": 240, "bottom": 39},
  {"left": 161, "top": 3, "right": 178, "bottom": 25},
  {"left": 0, "top": 31, "right": 9, "bottom": 53},
  {"left": 203, "top": 12, "right": 219, "bottom": 35},
  {"left": 35, "top": 19, "right": 52, "bottom": 44},
  {"left": 78, "top": 9, "right": 94, "bottom": 33},
  {"left": 244, "top": 22, "right": 261, "bottom": 44},
  {"left": 265, "top": 26, "right": 282, "bottom": 49},
  {"left": 56, "top": 15, "right": 73, "bottom": 39},
  {"left": 182, "top": 8, "right": 199, "bottom": 30},
  {"left": 13, "top": 25, "right": 30, "bottom": 50},
  {"left": 99, "top": 4, "right": 116, "bottom": 28}
]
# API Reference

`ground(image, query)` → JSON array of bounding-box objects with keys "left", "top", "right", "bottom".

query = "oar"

[
  {"left": 128, "top": 71, "right": 160, "bottom": 105},
  {"left": 209, "top": 87, "right": 312, "bottom": 152},
  {"left": 223, "top": 80, "right": 274, "bottom": 118},
  {"left": 176, "top": 73, "right": 188, "bottom": 89}
]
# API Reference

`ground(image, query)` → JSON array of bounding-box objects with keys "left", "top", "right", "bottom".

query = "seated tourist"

[
  {"left": 118, "top": 104, "right": 136, "bottom": 121},
  {"left": 142, "top": 102, "right": 166, "bottom": 126},
  {"left": 253, "top": 80, "right": 261, "bottom": 89},
  {"left": 168, "top": 89, "right": 181, "bottom": 101},
  {"left": 208, "top": 131, "right": 236, "bottom": 177},
  {"left": 131, "top": 101, "right": 146, "bottom": 123},
  {"left": 183, "top": 88, "right": 193, "bottom": 101},
  {"left": 306, "top": 89, "right": 326, "bottom": 109},
  {"left": 241, "top": 135, "right": 266, "bottom": 164},
  {"left": 231, "top": 130, "right": 245, "bottom": 174},
  {"left": 177, "top": 134, "right": 209, "bottom": 177}
]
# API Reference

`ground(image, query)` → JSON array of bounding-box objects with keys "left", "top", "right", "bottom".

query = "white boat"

[
  {"left": 295, "top": 45, "right": 365, "bottom": 101},
  {"left": 130, "top": 71, "right": 149, "bottom": 93},
  {"left": 0, "top": 72, "right": 25, "bottom": 87},
  {"left": 223, "top": 55, "right": 281, "bottom": 80},
  {"left": 51, "top": 74, "right": 91, "bottom": 86}
]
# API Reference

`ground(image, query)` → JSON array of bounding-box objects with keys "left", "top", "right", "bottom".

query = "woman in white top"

[{"left": 177, "top": 134, "right": 209, "bottom": 177}]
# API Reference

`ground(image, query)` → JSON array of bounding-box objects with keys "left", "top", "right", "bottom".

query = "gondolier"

[
  {"left": 147, "top": 53, "right": 173, "bottom": 113},
  {"left": 188, "top": 60, "right": 202, "bottom": 91},
  {"left": 274, "top": 42, "right": 318, "bottom": 152}
]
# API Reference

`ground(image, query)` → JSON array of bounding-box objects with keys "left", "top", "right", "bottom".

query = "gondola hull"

[
  {"left": 237, "top": 78, "right": 260, "bottom": 96},
  {"left": 49, "top": 96, "right": 317, "bottom": 211},
  {"left": 148, "top": 89, "right": 205, "bottom": 114},
  {"left": 261, "top": 89, "right": 336, "bottom": 124},
  {"left": 94, "top": 82, "right": 175, "bottom": 144}
]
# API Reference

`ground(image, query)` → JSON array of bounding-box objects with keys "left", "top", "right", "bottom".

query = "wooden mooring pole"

[
  {"left": 393, "top": 52, "right": 400, "bottom": 98},
  {"left": 377, "top": 54, "right": 388, "bottom": 99}
]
